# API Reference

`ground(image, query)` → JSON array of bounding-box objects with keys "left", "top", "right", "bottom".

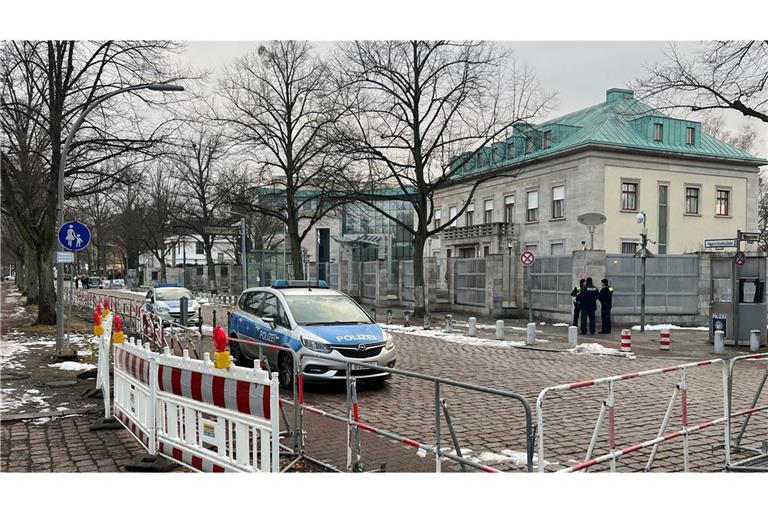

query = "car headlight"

[
  {"left": 157, "top": 306, "right": 169, "bottom": 313},
  {"left": 384, "top": 331, "right": 395, "bottom": 350},
  {"left": 300, "top": 336, "right": 332, "bottom": 354}
]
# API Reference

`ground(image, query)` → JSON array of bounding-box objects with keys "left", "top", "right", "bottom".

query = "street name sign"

[
  {"left": 704, "top": 239, "right": 737, "bottom": 249},
  {"left": 56, "top": 251, "right": 75, "bottom": 263}
]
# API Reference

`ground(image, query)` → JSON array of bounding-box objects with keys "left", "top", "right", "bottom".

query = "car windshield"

[
  {"left": 156, "top": 288, "right": 193, "bottom": 301},
  {"left": 284, "top": 295, "right": 371, "bottom": 325}
]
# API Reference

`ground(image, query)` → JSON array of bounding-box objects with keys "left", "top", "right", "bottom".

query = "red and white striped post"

[
  {"left": 620, "top": 329, "right": 632, "bottom": 352},
  {"left": 659, "top": 328, "right": 671, "bottom": 350}
]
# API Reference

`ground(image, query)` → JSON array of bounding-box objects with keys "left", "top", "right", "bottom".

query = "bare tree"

[
  {"left": 335, "top": 40, "right": 553, "bottom": 317},
  {"left": 700, "top": 113, "right": 760, "bottom": 152},
  {"left": 637, "top": 41, "right": 768, "bottom": 124},
  {"left": 171, "top": 126, "right": 229, "bottom": 293},
  {"left": 138, "top": 166, "right": 180, "bottom": 282},
  {"left": 1, "top": 40, "right": 187, "bottom": 324},
  {"left": 217, "top": 41, "right": 349, "bottom": 279}
]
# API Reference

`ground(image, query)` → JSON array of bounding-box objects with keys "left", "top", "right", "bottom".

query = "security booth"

[{"left": 710, "top": 253, "right": 767, "bottom": 347}]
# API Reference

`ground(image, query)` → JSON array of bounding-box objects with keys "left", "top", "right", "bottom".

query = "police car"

[
  {"left": 143, "top": 283, "right": 202, "bottom": 326},
  {"left": 228, "top": 280, "right": 396, "bottom": 387}
]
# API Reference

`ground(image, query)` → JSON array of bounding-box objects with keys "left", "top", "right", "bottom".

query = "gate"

[
  {"left": 361, "top": 261, "right": 377, "bottom": 300},
  {"left": 454, "top": 258, "right": 486, "bottom": 307},
  {"left": 401, "top": 260, "right": 414, "bottom": 302},
  {"left": 529, "top": 256, "right": 572, "bottom": 312}
]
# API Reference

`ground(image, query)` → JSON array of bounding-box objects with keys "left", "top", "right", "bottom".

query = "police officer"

[
  {"left": 577, "top": 277, "right": 599, "bottom": 335},
  {"left": 570, "top": 279, "right": 585, "bottom": 327},
  {"left": 599, "top": 278, "right": 614, "bottom": 334}
]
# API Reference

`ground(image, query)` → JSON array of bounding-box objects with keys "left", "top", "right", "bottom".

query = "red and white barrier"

[
  {"left": 660, "top": 329, "right": 671, "bottom": 350},
  {"left": 620, "top": 329, "right": 632, "bottom": 352}
]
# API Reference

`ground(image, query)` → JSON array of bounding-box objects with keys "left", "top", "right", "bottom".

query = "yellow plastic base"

[
  {"left": 213, "top": 351, "right": 231, "bottom": 369},
  {"left": 102, "top": 308, "right": 110, "bottom": 319},
  {"left": 112, "top": 331, "right": 125, "bottom": 344},
  {"left": 93, "top": 325, "right": 104, "bottom": 337}
]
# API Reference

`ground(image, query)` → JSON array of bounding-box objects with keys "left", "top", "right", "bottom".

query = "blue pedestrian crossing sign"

[{"left": 58, "top": 221, "right": 91, "bottom": 252}]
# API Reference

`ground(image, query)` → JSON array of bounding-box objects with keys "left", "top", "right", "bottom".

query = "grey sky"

[{"left": 178, "top": 41, "right": 766, "bottom": 158}]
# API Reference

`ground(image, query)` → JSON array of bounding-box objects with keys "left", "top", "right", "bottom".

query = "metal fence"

[
  {"left": 329, "top": 263, "right": 339, "bottom": 289},
  {"left": 605, "top": 254, "right": 699, "bottom": 314},
  {"left": 454, "top": 258, "right": 486, "bottom": 307},
  {"left": 361, "top": 261, "right": 377, "bottom": 300},
  {"left": 401, "top": 260, "right": 414, "bottom": 302},
  {"left": 529, "top": 256, "right": 573, "bottom": 312}
]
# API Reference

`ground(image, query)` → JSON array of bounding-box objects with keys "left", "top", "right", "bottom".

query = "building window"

[
  {"left": 448, "top": 206, "right": 458, "bottom": 227},
  {"left": 621, "top": 242, "right": 638, "bottom": 254},
  {"left": 465, "top": 204, "right": 474, "bottom": 226},
  {"left": 686, "top": 126, "right": 695, "bottom": 145},
  {"left": 658, "top": 184, "right": 668, "bottom": 255},
  {"left": 483, "top": 246, "right": 490, "bottom": 257},
  {"left": 433, "top": 209, "right": 441, "bottom": 230},
  {"left": 525, "top": 137, "right": 534, "bottom": 154},
  {"left": 525, "top": 244, "right": 537, "bottom": 253},
  {"left": 477, "top": 150, "right": 487, "bottom": 167},
  {"left": 653, "top": 123, "right": 663, "bottom": 142},
  {"left": 526, "top": 190, "right": 539, "bottom": 222},
  {"left": 685, "top": 187, "right": 700, "bottom": 214},
  {"left": 504, "top": 195, "right": 515, "bottom": 224},
  {"left": 621, "top": 182, "right": 638, "bottom": 211},
  {"left": 484, "top": 199, "right": 493, "bottom": 224},
  {"left": 716, "top": 189, "right": 730, "bottom": 216},
  {"left": 543, "top": 130, "right": 552, "bottom": 149},
  {"left": 551, "top": 185, "right": 565, "bottom": 219},
  {"left": 196, "top": 242, "right": 204, "bottom": 255},
  {"left": 550, "top": 242, "right": 564, "bottom": 256},
  {"left": 506, "top": 141, "right": 515, "bottom": 159}
]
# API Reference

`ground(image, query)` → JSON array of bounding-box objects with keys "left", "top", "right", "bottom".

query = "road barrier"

[
  {"left": 725, "top": 353, "right": 768, "bottom": 472},
  {"left": 620, "top": 329, "right": 632, "bottom": 352},
  {"left": 536, "top": 358, "right": 725, "bottom": 473},
  {"left": 660, "top": 328, "right": 670, "bottom": 350},
  {"left": 112, "top": 337, "right": 280, "bottom": 472}
]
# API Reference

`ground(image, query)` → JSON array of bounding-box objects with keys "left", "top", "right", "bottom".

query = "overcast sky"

[{"left": 177, "top": 41, "right": 766, "bottom": 158}]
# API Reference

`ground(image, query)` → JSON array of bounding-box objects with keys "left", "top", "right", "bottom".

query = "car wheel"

[
  {"left": 278, "top": 352, "right": 294, "bottom": 389},
  {"left": 229, "top": 334, "right": 252, "bottom": 368}
]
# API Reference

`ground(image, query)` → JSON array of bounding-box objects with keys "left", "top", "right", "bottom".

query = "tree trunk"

[
  {"left": 412, "top": 232, "right": 426, "bottom": 318},
  {"left": 36, "top": 248, "right": 56, "bottom": 324},
  {"left": 23, "top": 243, "right": 39, "bottom": 304},
  {"left": 204, "top": 237, "right": 218, "bottom": 294},
  {"left": 287, "top": 217, "right": 304, "bottom": 280},
  {"left": 160, "top": 260, "right": 167, "bottom": 282}
]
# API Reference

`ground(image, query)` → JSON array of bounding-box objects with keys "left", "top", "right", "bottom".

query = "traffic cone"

[
  {"left": 620, "top": 329, "right": 632, "bottom": 352},
  {"left": 659, "top": 328, "right": 670, "bottom": 350}
]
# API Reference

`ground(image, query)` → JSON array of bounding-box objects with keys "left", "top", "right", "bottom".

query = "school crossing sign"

[{"left": 58, "top": 221, "right": 91, "bottom": 252}]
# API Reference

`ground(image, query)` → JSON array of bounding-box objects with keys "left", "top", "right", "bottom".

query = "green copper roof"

[{"left": 457, "top": 88, "right": 766, "bottom": 178}]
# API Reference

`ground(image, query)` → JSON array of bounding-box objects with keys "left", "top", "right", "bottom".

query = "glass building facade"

[{"left": 341, "top": 199, "right": 414, "bottom": 262}]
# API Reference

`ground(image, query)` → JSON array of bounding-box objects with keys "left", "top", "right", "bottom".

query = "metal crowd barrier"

[{"left": 725, "top": 353, "right": 768, "bottom": 472}]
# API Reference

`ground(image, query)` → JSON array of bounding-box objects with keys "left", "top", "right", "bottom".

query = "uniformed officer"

[
  {"left": 570, "top": 279, "right": 585, "bottom": 327},
  {"left": 598, "top": 278, "right": 614, "bottom": 334},
  {"left": 577, "top": 277, "right": 600, "bottom": 335}
]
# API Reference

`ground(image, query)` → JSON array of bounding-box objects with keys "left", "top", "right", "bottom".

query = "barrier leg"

[
  {"left": 434, "top": 381, "right": 441, "bottom": 473},
  {"left": 345, "top": 362, "right": 353, "bottom": 472},
  {"left": 734, "top": 367, "right": 767, "bottom": 448},
  {"left": 681, "top": 368, "right": 690, "bottom": 472},
  {"left": 723, "top": 362, "right": 731, "bottom": 467},
  {"left": 89, "top": 332, "right": 122, "bottom": 431},
  {"left": 645, "top": 382, "right": 680, "bottom": 471},
  {"left": 582, "top": 401, "right": 607, "bottom": 472},
  {"left": 607, "top": 381, "right": 616, "bottom": 472},
  {"left": 440, "top": 399, "right": 467, "bottom": 472},
  {"left": 351, "top": 379, "right": 363, "bottom": 472}
]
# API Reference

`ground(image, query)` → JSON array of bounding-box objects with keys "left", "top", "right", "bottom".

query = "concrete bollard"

[
  {"left": 468, "top": 317, "right": 477, "bottom": 336},
  {"left": 714, "top": 330, "right": 725, "bottom": 354},
  {"left": 404, "top": 311, "right": 411, "bottom": 327},
  {"left": 386, "top": 309, "right": 392, "bottom": 325},
  {"left": 568, "top": 326, "right": 578, "bottom": 349},
  {"left": 495, "top": 320, "right": 504, "bottom": 340},
  {"left": 750, "top": 330, "right": 760, "bottom": 353},
  {"left": 423, "top": 314, "right": 431, "bottom": 330},
  {"left": 526, "top": 322, "right": 536, "bottom": 345},
  {"left": 444, "top": 315, "right": 453, "bottom": 333},
  {"left": 660, "top": 328, "right": 671, "bottom": 350},
  {"left": 620, "top": 329, "right": 632, "bottom": 352}
]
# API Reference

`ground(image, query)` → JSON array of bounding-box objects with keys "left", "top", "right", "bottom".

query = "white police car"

[
  {"left": 144, "top": 283, "right": 202, "bottom": 326},
  {"left": 228, "top": 280, "right": 396, "bottom": 387}
]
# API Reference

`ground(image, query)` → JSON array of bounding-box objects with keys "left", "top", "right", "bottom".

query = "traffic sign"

[
  {"left": 58, "top": 221, "right": 90, "bottom": 252},
  {"left": 705, "top": 238, "right": 737, "bottom": 249},
  {"left": 56, "top": 251, "right": 75, "bottom": 263},
  {"left": 734, "top": 251, "right": 746, "bottom": 267},
  {"left": 740, "top": 232, "right": 760, "bottom": 243},
  {"left": 520, "top": 250, "right": 536, "bottom": 267}
]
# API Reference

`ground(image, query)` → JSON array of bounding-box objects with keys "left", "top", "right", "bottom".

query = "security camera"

[{"left": 636, "top": 211, "right": 645, "bottom": 224}]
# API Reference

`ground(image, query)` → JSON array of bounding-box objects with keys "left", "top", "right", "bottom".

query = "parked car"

[
  {"left": 88, "top": 277, "right": 104, "bottom": 289},
  {"left": 228, "top": 280, "right": 396, "bottom": 388},
  {"left": 143, "top": 284, "right": 202, "bottom": 327},
  {"left": 108, "top": 278, "right": 125, "bottom": 289}
]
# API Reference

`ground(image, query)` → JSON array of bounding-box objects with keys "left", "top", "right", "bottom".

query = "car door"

[{"left": 238, "top": 291, "right": 266, "bottom": 360}]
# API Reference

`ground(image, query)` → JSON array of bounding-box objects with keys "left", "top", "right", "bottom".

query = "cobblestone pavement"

[{"left": 16, "top": 287, "right": 767, "bottom": 473}]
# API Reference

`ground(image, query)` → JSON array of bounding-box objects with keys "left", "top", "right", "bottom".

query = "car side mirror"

[{"left": 262, "top": 315, "right": 276, "bottom": 328}]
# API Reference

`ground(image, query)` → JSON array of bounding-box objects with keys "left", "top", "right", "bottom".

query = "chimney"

[{"left": 606, "top": 88, "right": 634, "bottom": 103}]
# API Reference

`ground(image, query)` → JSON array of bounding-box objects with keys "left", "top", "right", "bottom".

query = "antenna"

[{"left": 577, "top": 213, "right": 607, "bottom": 250}]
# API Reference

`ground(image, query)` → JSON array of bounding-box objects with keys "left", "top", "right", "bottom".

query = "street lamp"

[
  {"left": 228, "top": 211, "right": 251, "bottom": 292},
  {"left": 636, "top": 211, "right": 648, "bottom": 333},
  {"left": 56, "top": 82, "right": 184, "bottom": 355}
]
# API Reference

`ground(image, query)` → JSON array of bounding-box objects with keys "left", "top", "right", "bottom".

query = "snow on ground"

[
  {"left": 568, "top": 342, "right": 635, "bottom": 359},
  {"left": 1, "top": 329, "right": 93, "bottom": 371},
  {"left": 440, "top": 320, "right": 545, "bottom": 333},
  {"left": 553, "top": 323, "right": 570, "bottom": 327},
  {"left": 0, "top": 386, "right": 53, "bottom": 413},
  {"left": 443, "top": 447, "right": 553, "bottom": 468},
  {"left": 382, "top": 324, "right": 527, "bottom": 349},
  {"left": 48, "top": 361, "right": 96, "bottom": 371},
  {"left": 631, "top": 324, "right": 708, "bottom": 331}
]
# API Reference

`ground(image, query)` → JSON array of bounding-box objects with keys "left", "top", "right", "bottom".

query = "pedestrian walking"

[
  {"left": 577, "top": 277, "right": 599, "bottom": 335},
  {"left": 598, "top": 277, "right": 613, "bottom": 334},
  {"left": 570, "top": 279, "right": 585, "bottom": 327}
]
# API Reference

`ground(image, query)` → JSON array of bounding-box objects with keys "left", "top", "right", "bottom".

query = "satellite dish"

[
  {"left": 577, "top": 213, "right": 607, "bottom": 226},
  {"left": 577, "top": 213, "right": 606, "bottom": 250}
]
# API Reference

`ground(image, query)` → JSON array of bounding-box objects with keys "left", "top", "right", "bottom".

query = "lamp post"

[
  {"left": 636, "top": 211, "right": 648, "bottom": 333},
  {"left": 227, "top": 211, "right": 250, "bottom": 292},
  {"left": 55, "top": 83, "right": 184, "bottom": 354}
]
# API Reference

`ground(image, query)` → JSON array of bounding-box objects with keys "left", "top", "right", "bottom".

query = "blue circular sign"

[{"left": 58, "top": 221, "right": 91, "bottom": 252}]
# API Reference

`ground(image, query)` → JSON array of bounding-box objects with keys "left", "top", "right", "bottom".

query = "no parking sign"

[{"left": 520, "top": 250, "right": 535, "bottom": 267}]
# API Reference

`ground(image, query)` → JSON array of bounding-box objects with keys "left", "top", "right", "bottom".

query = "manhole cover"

[
  {"left": 45, "top": 380, "right": 80, "bottom": 388},
  {"left": 0, "top": 372, "right": 31, "bottom": 381}
]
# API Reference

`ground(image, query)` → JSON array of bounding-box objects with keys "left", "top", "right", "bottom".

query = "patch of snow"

[
  {"left": 568, "top": 342, "right": 636, "bottom": 359},
  {"left": 49, "top": 361, "right": 96, "bottom": 371},
  {"left": 538, "top": 322, "right": 546, "bottom": 325},
  {"left": 553, "top": 323, "right": 570, "bottom": 327},
  {"left": 631, "top": 324, "right": 708, "bottom": 331},
  {"left": 0, "top": 386, "right": 53, "bottom": 413},
  {"left": 381, "top": 324, "right": 527, "bottom": 348}
]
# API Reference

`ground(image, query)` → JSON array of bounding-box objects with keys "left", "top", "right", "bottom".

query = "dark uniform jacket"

[
  {"left": 599, "top": 285, "right": 613, "bottom": 308},
  {"left": 576, "top": 284, "right": 599, "bottom": 312}
]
